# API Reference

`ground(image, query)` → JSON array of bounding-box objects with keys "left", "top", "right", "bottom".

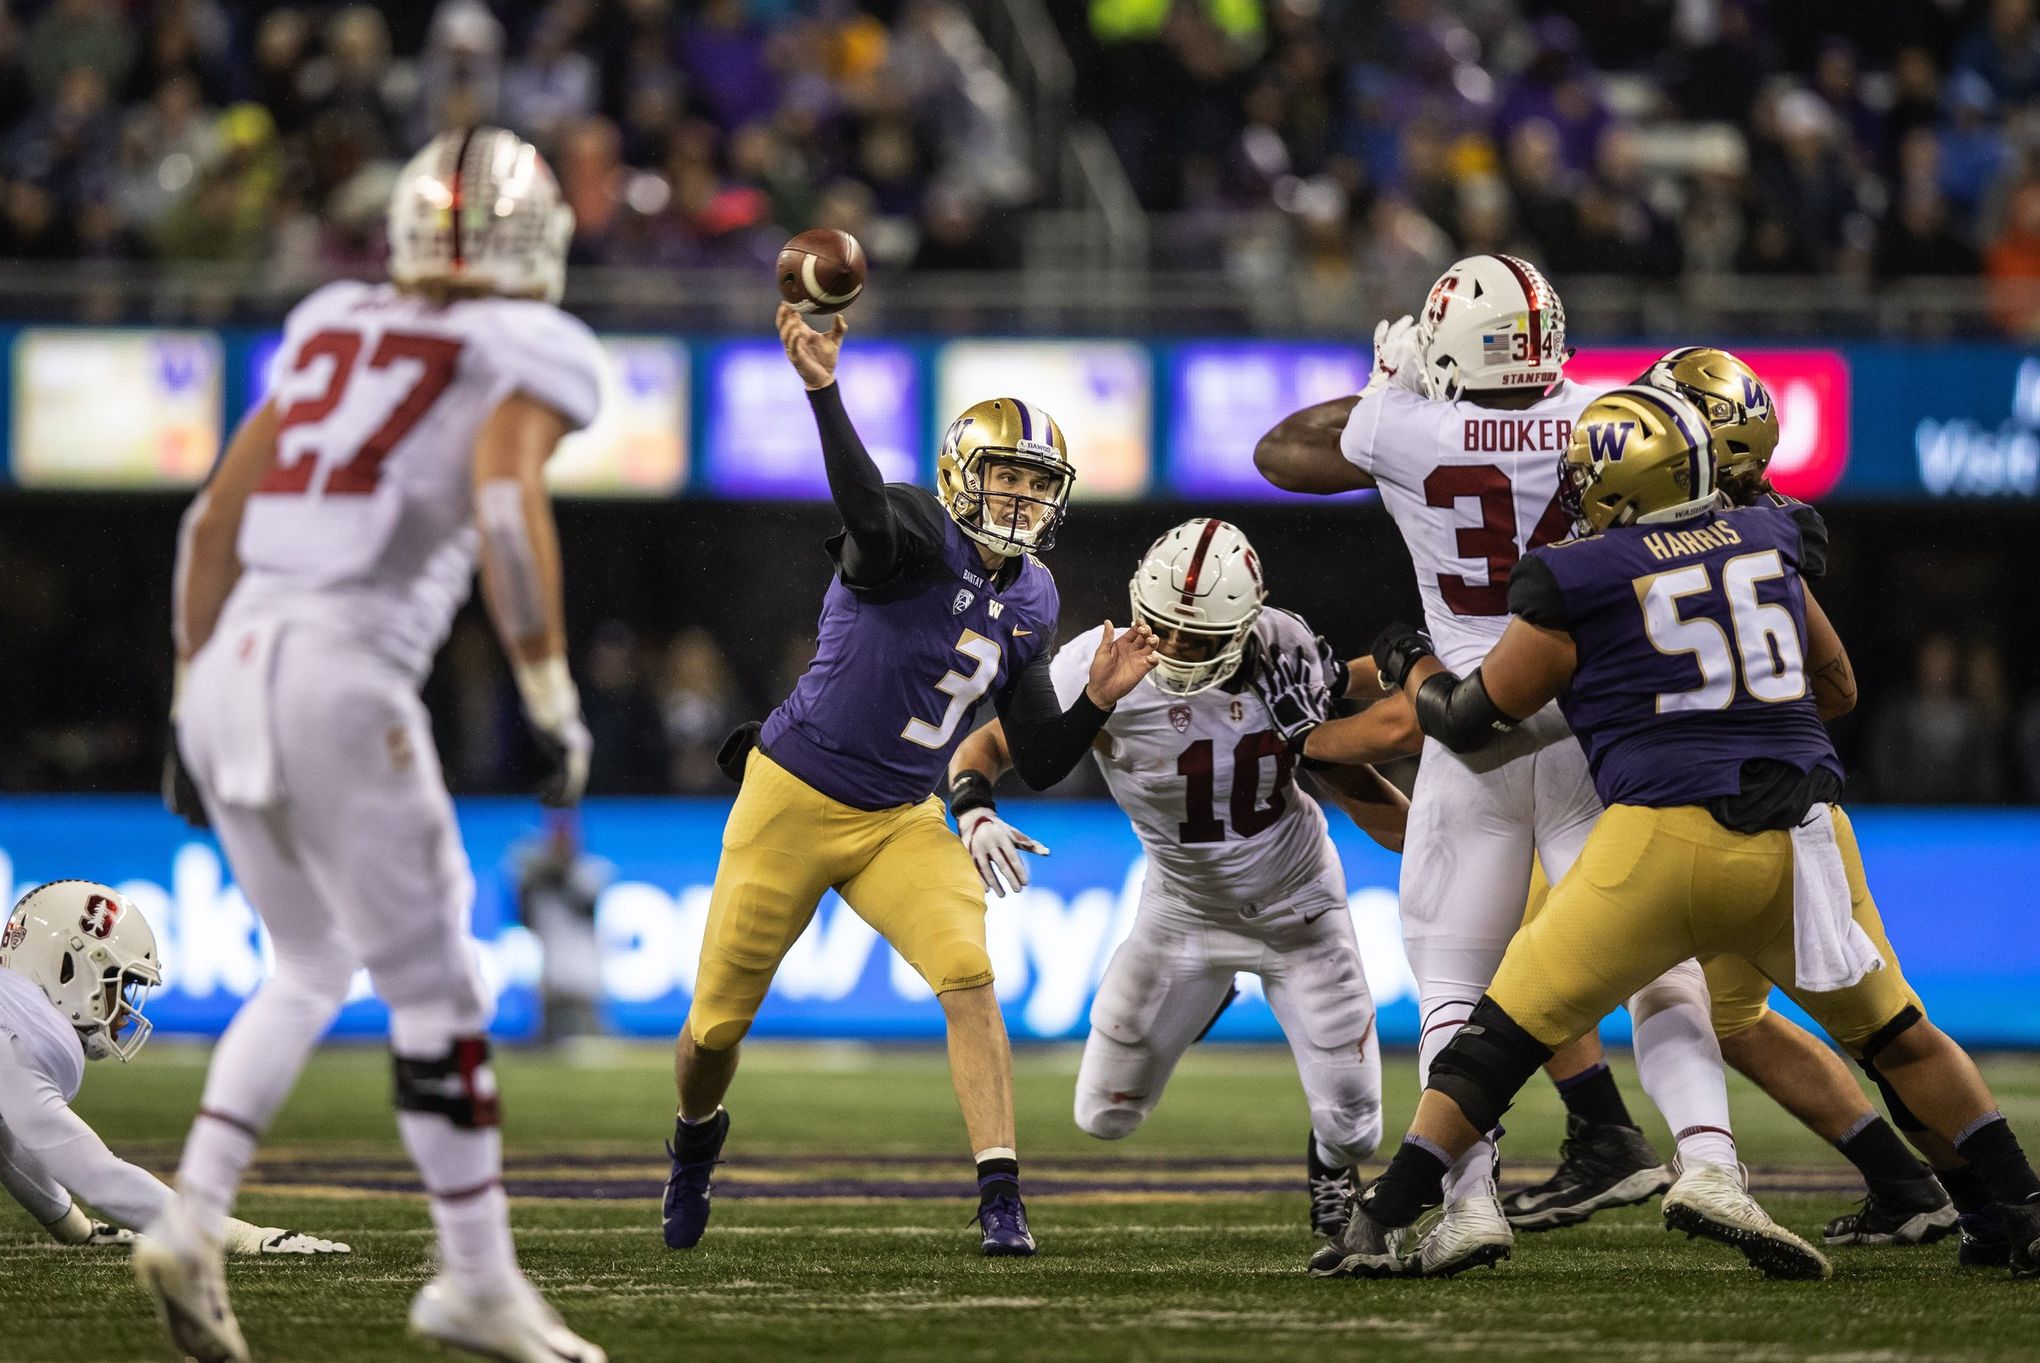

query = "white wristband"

[{"left": 515, "top": 656, "right": 580, "bottom": 733}]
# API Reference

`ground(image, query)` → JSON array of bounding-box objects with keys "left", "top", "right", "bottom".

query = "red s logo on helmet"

[
  {"left": 79, "top": 895, "right": 121, "bottom": 939},
  {"left": 1425, "top": 275, "right": 1460, "bottom": 327}
]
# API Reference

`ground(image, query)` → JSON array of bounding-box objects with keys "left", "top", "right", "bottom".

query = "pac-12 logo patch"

[
  {"left": 1168, "top": 704, "right": 1192, "bottom": 733},
  {"left": 951, "top": 589, "right": 975, "bottom": 615},
  {"left": 1, "top": 916, "right": 25, "bottom": 951},
  {"left": 79, "top": 894, "right": 121, "bottom": 939}
]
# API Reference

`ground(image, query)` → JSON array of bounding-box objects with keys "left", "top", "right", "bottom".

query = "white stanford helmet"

[
  {"left": 1412, "top": 253, "right": 1569, "bottom": 399},
  {"left": 388, "top": 127, "right": 574, "bottom": 304},
  {"left": 1130, "top": 518, "right": 1267, "bottom": 697},
  {"left": 0, "top": 881, "right": 161, "bottom": 1062}
]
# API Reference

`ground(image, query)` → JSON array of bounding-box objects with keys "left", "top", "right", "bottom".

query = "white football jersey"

[
  {"left": 1340, "top": 381, "right": 1598, "bottom": 675},
  {"left": 0, "top": 968, "right": 83, "bottom": 1104},
  {"left": 1050, "top": 609, "right": 1343, "bottom": 913},
  {"left": 223, "top": 280, "right": 606, "bottom": 679}
]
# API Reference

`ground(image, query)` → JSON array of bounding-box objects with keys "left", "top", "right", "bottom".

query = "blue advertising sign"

[
  {"left": 1849, "top": 348, "right": 2040, "bottom": 499},
  {"left": 1, "top": 799, "right": 2033, "bottom": 1047},
  {"left": 1165, "top": 342, "right": 1375, "bottom": 501},
  {"left": 702, "top": 340, "right": 923, "bottom": 496}
]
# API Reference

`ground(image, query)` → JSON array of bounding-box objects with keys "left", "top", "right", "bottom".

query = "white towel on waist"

[
  {"left": 1790, "top": 803, "right": 1882, "bottom": 993},
  {"left": 196, "top": 617, "right": 286, "bottom": 808}
]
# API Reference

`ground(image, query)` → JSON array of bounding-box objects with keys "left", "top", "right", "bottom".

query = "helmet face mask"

[
  {"left": 0, "top": 882, "right": 161, "bottom": 1063},
  {"left": 1128, "top": 519, "right": 1266, "bottom": 697},
  {"left": 388, "top": 127, "right": 575, "bottom": 304},
  {"left": 1560, "top": 386, "right": 1721, "bottom": 536},
  {"left": 1637, "top": 347, "right": 1778, "bottom": 502},
  {"left": 1413, "top": 254, "right": 1569, "bottom": 399},
  {"left": 936, "top": 401, "right": 1075, "bottom": 558}
]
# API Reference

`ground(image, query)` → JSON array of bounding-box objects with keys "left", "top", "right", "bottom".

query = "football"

[{"left": 777, "top": 228, "right": 866, "bottom": 315}]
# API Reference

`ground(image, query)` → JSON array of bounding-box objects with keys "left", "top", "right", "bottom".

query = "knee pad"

[
  {"left": 392, "top": 1037, "right": 501, "bottom": 1129},
  {"left": 1312, "top": 1097, "right": 1383, "bottom": 1165},
  {"left": 688, "top": 1011, "right": 752, "bottom": 1053},
  {"left": 1626, "top": 963, "right": 1711, "bottom": 1025},
  {"left": 922, "top": 938, "right": 994, "bottom": 996},
  {"left": 1075, "top": 1096, "right": 1145, "bottom": 1141},
  {"left": 388, "top": 998, "right": 491, "bottom": 1057},
  {"left": 1855, "top": 1003, "right": 1924, "bottom": 1066},
  {"left": 1427, "top": 997, "right": 1553, "bottom": 1135}
]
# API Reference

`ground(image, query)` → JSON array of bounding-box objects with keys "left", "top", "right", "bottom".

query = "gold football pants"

[
  {"left": 686, "top": 749, "right": 994, "bottom": 1050},
  {"left": 1494, "top": 803, "right": 1919, "bottom": 1056}
]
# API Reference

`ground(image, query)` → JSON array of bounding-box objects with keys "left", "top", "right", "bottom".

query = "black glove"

[
  {"left": 161, "top": 723, "right": 209, "bottom": 829},
  {"left": 1371, "top": 624, "right": 1436, "bottom": 693},
  {"left": 529, "top": 715, "right": 593, "bottom": 808},
  {"left": 716, "top": 721, "right": 763, "bottom": 784},
  {"left": 1253, "top": 645, "right": 1333, "bottom": 748}
]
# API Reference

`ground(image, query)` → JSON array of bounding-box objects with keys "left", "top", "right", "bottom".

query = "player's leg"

[
  {"left": 1323, "top": 807, "right": 1826, "bottom": 1281},
  {"left": 1706, "top": 953, "right": 1954, "bottom": 1246},
  {"left": 1749, "top": 809, "right": 2040, "bottom": 1275},
  {"left": 1073, "top": 896, "right": 1234, "bottom": 1142},
  {"left": 840, "top": 797, "right": 1034, "bottom": 1255},
  {"left": 1259, "top": 907, "right": 1386, "bottom": 1239},
  {"left": 668, "top": 750, "right": 841, "bottom": 1247}
]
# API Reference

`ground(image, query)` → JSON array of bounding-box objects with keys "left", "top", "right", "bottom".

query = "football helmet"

[
  {"left": 1637, "top": 346, "right": 1778, "bottom": 502},
  {"left": 935, "top": 398, "right": 1075, "bottom": 557},
  {"left": 1129, "top": 518, "right": 1267, "bottom": 696},
  {"left": 388, "top": 127, "right": 574, "bottom": 304},
  {"left": 1559, "top": 386, "right": 1720, "bottom": 535},
  {"left": 1412, "top": 254, "right": 1569, "bottom": 399},
  {"left": 0, "top": 881, "right": 161, "bottom": 1062}
]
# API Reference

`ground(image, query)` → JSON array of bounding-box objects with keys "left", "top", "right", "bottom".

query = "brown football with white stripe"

[{"left": 777, "top": 229, "right": 866, "bottom": 316}]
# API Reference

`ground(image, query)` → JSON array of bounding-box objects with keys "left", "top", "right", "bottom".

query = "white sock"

[
  {"left": 1630, "top": 981, "right": 1735, "bottom": 1169},
  {"left": 1445, "top": 1139, "right": 1497, "bottom": 1200},
  {"left": 397, "top": 1112, "right": 521, "bottom": 1296}
]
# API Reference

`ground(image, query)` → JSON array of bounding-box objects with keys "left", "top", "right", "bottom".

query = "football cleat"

[
  {"left": 1307, "top": 1189, "right": 1414, "bottom": 1279},
  {"left": 2006, "top": 1198, "right": 2040, "bottom": 1279},
  {"left": 409, "top": 1275, "right": 607, "bottom": 1363},
  {"left": 1414, "top": 1178, "right": 1514, "bottom": 1277},
  {"left": 1821, "top": 1176, "right": 1959, "bottom": 1246},
  {"left": 662, "top": 1107, "right": 730, "bottom": 1250},
  {"left": 976, "top": 1194, "right": 1038, "bottom": 1257},
  {"left": 1958, "top": 1204, "right": 2012, "bottom": 1268},
  {"left": 133, "top": 1228, "right": 249, "bottom": 1363},
  {"left": 1306, "top": 1132, "right": 1357, "bottom": 1238},
  {"left": 1661, "top": 1161, "right": 1831, "bottom": 1280},
  {"left": 1502, "top": 1114, "right": 1672, "bottom": 1232}
]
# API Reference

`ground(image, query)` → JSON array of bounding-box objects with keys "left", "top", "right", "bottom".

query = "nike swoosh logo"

[{"left": 1013, "top": 629, "right": 1033, "bottom": 636}]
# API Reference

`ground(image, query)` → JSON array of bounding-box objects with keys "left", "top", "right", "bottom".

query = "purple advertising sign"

[
  {"left": 703, "top": 340, "right": 922, "bottom": 497},
  {"left": 1167, "top": 343, "right": 1371, "bottom": 500}
]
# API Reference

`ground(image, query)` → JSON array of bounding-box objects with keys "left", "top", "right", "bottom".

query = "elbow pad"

[{"left": 1413, "top": 668, "right": 1517, "bottom": 754}]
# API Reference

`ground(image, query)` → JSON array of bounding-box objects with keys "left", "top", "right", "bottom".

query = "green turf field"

[{"left": 4, "top": 1042, "right": 2037, "bottom": 1363}]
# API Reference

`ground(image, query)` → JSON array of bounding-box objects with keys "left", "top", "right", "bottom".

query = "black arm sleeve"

[
  {"left": 1506, "top": 556, "right": 1571, "bottom": 631},
  {"left": 810, "top": 383, "right": 944, "bottom": 586},
  {"left": 1788, "top": 502, "right": 1830, "bottom": 580},
  {"left": 994, "top": 654, "right": 1111, "bottom": 790},
  {"left": 1413, "top": 668, "right": 1519, "bottom": 755}
]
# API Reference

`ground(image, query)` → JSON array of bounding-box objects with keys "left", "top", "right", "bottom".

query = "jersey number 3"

[
  {"left": 257, "top": 328, "right": 464, "bottom": 495},
  {"left": 1424, "top": 465, "right": 1570, "bottom": 615},
  {"left": 902, "top": 631, "right": 1002, "bottom": 749}
]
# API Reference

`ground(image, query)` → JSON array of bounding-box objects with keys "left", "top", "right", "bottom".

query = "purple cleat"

[
  {"left": 976, "top": 1194, "right": 1037, "bottom": 1257},
  {"left": 662, "top": 1108, "right": 730, "bottom": 1250}
]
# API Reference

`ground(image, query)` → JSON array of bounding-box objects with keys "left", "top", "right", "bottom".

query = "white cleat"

[
  {"left": 1416, "top": 1177, "right": 1515, "bottom": 1277},
  {"left": 409, "top": 1275, "right": 608, "bottom": 1363},
  {"left": 133, "top": 1228, "right": 250, "bottom": 1363},
  {"left": 1661, "top": 1161, "right": 1831, "bottom": 1280}
]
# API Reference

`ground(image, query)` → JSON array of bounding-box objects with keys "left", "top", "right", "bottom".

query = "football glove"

[
  {"left": 515, "top": 657, "right": 593, "bottom": 808},
  {"left": 958, "top": 807, "right": 1049, "bottom": 898},
  {"left": 1371, "top": 624, "right": 1436, "bottom": 693},
  {"left": 1365, "top": 315, "right": 1422, "bottom": 396},
  {"left": 1253, "top": 644, "right": 1334, "bottom": 748},
  {"left": 225, "top": 1219, "right": 352, "bottom": 1255}
]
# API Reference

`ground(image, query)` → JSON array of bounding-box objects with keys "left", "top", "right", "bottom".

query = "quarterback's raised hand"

[
  {"left": 1084, "top": 619, "right": 1159, "bottom": 709},
  {"left": 1255, "top": 645, "right": 1334, "bottom": 747},
  {"left": 959, "top": 807, "right": 1050, "bottom": 897},
  {"left": 778, "top": 302, "right": 847, "bottom": 390}
]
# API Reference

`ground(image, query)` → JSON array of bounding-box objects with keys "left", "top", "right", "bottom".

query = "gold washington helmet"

[
  {"left": 1637, "top": 346, "right": 1778, "bottom": 501},
  {"left": 935, "top": 397, "right": 1076, "bottom": 557},
  {"left": 1559, "top": 385, "right": 1721, "bottom": 535}
]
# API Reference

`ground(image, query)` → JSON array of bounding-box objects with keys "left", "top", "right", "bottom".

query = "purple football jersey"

[
  {"left": 762, "top": 495, "right": 1059, "bottom": 810},
  {"left": 1513, "top": 501, "right": 1841, "bottom": 809}
]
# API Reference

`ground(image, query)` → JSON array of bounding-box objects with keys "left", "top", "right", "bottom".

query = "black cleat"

[
  {"left": 1822, "top": 1175, "right": 1958, "bottom": 1246},
  {"left": 1307, "top": 1132, "right": 1357, "bottom": 1238},
  {"left": 2006, "top": 1199, "right": 2040, "bottom": 1279},
  {"left": 1501, "top": 1113, "right": 1672, "bottom": 1232},
  {"left": 1307, "top": 1185, "right": 1414, "bottom": 1279},
  {"left": 1959, "top": 1204, "right": 2012, "bottom": 1268}
]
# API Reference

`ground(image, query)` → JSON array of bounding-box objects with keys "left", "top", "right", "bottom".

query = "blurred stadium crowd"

[{"left": 0, "top": 0, "right": 2037, "bottom": 331}]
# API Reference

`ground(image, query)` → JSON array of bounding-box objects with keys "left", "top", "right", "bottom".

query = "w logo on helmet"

[
  {"left": 1740, "top": 376, "right": 1772, "bottom": 418},
  {"left": 1587, "top": 421, "right": 1636, "bottom": 462},
  {"left": 79, "top": 895, "right": 121, "bottom": 939}
]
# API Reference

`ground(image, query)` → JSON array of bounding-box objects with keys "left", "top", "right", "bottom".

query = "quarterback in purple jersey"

[
  {"left": 661, "top": 304, "right": 1156, "bottom": 1259},
  {"left": 1313, "top": 385, "right": 2040, "bottom": 1283}
]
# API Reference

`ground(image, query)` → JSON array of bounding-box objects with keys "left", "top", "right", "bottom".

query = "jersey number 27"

[{"left": 257, "top": 328, "right": 464, "bottom": 495}]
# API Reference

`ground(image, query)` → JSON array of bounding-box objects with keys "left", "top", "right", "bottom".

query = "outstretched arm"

[
  {"left": 1253, "top": 396, "right": 1374, "bottom": 494},
  {"left": 1378, "top": 617, "right": 1576, "bottom": 755},
  {"left": 994, "top": 622, "right": 1156, "bottom": 790},
  {"left": 1307, "top": 764, "right": 1410, "bottom": 852}
]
